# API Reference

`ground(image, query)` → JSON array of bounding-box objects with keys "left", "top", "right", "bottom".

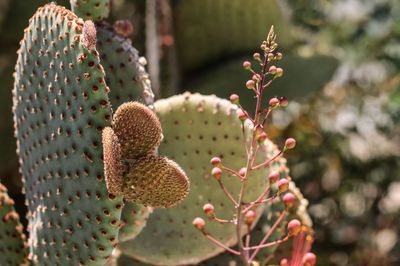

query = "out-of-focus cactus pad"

[
  {"left": 102, "top": 127, "right": 124, "bottom": 195},
  {"left": 123, "top": 155, "right": 190, "bottom": 208},
  {"left": 112, "top": 102, "right": 162, "bottom": 159},
  {"left": 118, "top": 203, "right": 152, "bottom": 242},
  {"left": 118, "top": 93, "right": 281, "bottom": 265},
  {"left": 12, "top": 4, "right": 123, "bottom": 264},
  {"left": 70, "top": 0, "right": 110, "bottom": 21},
  {"left": 0, "top": 183, "right": 28, "bottom": 266},
  {"left": 96, "top": 22, "right": 154, "bottom": 108}
]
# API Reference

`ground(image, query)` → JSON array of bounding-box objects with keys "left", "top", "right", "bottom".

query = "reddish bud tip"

[
  {"left": 303, "top": 252, "right": 317, "bottom": 266},
  {"left": 268, "top": 171, "right": 280, "bottom": 183},
  {"left": 287, "top": 219, "right": 301, "bottom": 236},
  {"left": 192, "top": 217, "right": 206, "bottom": 230},
  {"left": 230, "top": 94, "right": 240, "bottom": 104},
  {"left": 211, "top": 167, "right": 222, "bottom": 179},
  {"left": 246, "top": 80, "right": 255, "bottom": 90},
  {"left": 285, "top": 138, "right": 296, "bottom": 150},
  {"left": 203, "top": 203, "right": 215, "bottom": 217},
  {"left": 278, "top": 178, "right": 289, "bottom": 192},
  {"left": 243, "top": 61, "right": 252, "bottom": 70},
  {"left": 269, "top": 65, "right": 277, "bottom": 75},
  {"left": 210, "top": 157, "right": 221, "bottom": 166},
  {"left": 237, "top": 109, "right": 248, "bottom": 121},
  {"left": 253, "top": 52, "right": 261, "bottom": 60},
  {"left": 276, "top": 67, "right": 284, "bottom": 77},
  {"left": 282, "top": 192, "right": 296, "bottom": 208},
  {"left": 269, "top": 97, "right": 279, "bottom": 107},
  {"left": 244, "top": 210, "right": 256, "bottom": 226},
  {"left": 239, "top": 167, "right": 247, "bottom": 177},
  {"left": 279, "top": 97, "right": 289, "bottom": 107}
]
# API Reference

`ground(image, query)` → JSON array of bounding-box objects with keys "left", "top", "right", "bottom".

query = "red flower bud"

[
  {"left": 287, "top": 219, "right": 301, "bottom": 236},
  {"left": 210, "top": 157, "right": 221, "bottom": 166},
  {"left": 285, "top": 138, "right": 296, "bottom": 150},
  {"left": 203, "top": 203, "right": 215, "bottom": 217},
  {"left": 246, "top": 80, "right": 255, "bottom": 90},
  {"left": 211, "top": 167, "right": 222, "bottom": 179},
  {"left": 239, "top": 167, "right": 247, "bottom": 178},
  {"left": 253, "top": 53, "right": 261, "bottom": 61},
  {"left": 229, "top": 94, "right": 240, "bottom": 105},
  {"left": 280, "top": 258, "right": 289, "bottom": 266},
  {"left": 243, "top": 61, "right": 252, "bottom": 70},
  {"left": 276, "top": 67, "right": 283, "bottom": 77},
  {"left": 192, "top": 217, "right": 206, "bottom": 230},
  {"left": 282, "top": 192, "right": 296, "bottom": 208},
  {"left": 278, "top": 178, "right": 289, "bottom": 192},
  {"left": 269, "top": 97, "right": 279, "bottom": 107},
  {"left": 244, "top": 210, "right": 256, "bottom": 226},
  {"left": 268, "top": 171, "right": 280, "bottom": 183},
  {"left": 269, "top": 65, "right": 277, "bottom": 75},
  {"left": 303, "top": 252, "right": 317, "bottom": 266},
  {"left": 237, "top": 109, "right": 248, "bottom": 121}
]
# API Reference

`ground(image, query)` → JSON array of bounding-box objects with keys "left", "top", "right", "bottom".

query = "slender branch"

[
  {"left": 210, "top": 216, "right": 233, "bottom": 224},
  {"left": 245, "top": 235, "right": 290, "bottom": 250},
  {"left": 221, "top": 166, "right": 244, "bottom": 180},
  {"left": 250, "top": 145, "right": 260, "bottom": 167},
  {"left": 217, "top": 179, "right": 238, "bottom": 207},
  {"left": 202, "top": 232, "right": 241, "bottom": 256},
  {"left": 251, "top": 150, "right": 283, "bottom": 170},
  {"left": 242, "top": 186, "right": 270, "bottom": 213}
]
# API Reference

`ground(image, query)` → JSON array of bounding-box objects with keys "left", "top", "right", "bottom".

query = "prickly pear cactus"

[
  {"left": 118, "top": 203, "right": 152, "bottom": 242},
  {"left": 12, "top": 4, "right": 123, "bottom": 264},
  {"left": 70, "top": 0, "right": 110, "bottom": 22},
  {"left": 96, "top": 22, "right": 154, "bottom": 109},
  {"left": 118, "top": 93, "right": 285, "bottom": 265},
  {"left": 0, "top": 183, "right": 28, "bottom": 265}
]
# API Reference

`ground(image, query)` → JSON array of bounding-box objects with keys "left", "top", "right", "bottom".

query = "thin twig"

[
  {"left": 252, "top": 150, "right": 283, "bottom": 170},
  {"left": 203, "top": 232, "right": 241, "bottom": 256},
  {"left": 217, "top": 179, "right": 238, "bottom": 207}
]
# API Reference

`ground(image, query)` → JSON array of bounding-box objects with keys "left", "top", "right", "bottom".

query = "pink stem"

[
  {"left": 217, "top": 179, "right": 238, "bottom": 207},
  {"left": 203, "top": 232, "right": 241, "bottom": 256},
  {"left": 245, "top": 235, "right": 290, "bottom": 251},
  {"left": 252, "top": 150, "right": 283, "bottom": 170}
]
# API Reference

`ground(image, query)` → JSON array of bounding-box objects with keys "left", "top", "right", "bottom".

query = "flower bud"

[
  {"left": 192, "top": 217, "right": 206, "bottom": 230},
  {"left": 211, "top": 167, "right": 222, "bottom": 180},
  {"left": 253, "top": 53, "right": 261, "bottom": 61},
  {"left": 267, "top": 53, "right": 274, "bottom": 61},
  {"left": 257, "top": 132, "right": 268, "bottom": 143},
  {"left": 269, "top": 97, "right": 279, "bottom": 107},
  {"left": 229, "top": 94, "right": 240, "bottom": 105},
  {"left": 210, "top": 157, "right": 221, "bottom": 166},
  {"left": 268, "top": 171, "right": 280, "bottom": 183},
  {"left": 244, "top": 210, "right": 256, "bottom": 226},
  {"left": 287, "top": 219, "right": 301, "bottom": 236},
  {"left": 280, "top": 258, "right": 289, "bottom": 266},
  {"left": 303, "top": 252, "right": 317, "bottom": 266},
  {"left": 278, "top": 178, "right": 289, "bottom": 192},
  {"left": 276, "top": 67, "right": 283, "bottom": 77},
  {"left": 285, "top": 138, "right": 296, "bottom": 150},
  {"left": 243, "top": 61, "right": 252, "bottom": 70},
  {"left": 279, "top": 97, "right": 288, "bottom": 107},
  {"left": 282, "top": 192, "right": 296, "bottom": 208},
  {"left": 269, "top": 65, "right": 277, "bottom": 75},
  {"left": 237, "top": 109, "right": 248, "bottom": 121},
  {"left": 246, "top": 80, "right": 255, "bottom": 90},
  {"left": 239, "top": 167, "right": 247, "bottom": 177},
  {"left": 252, "top": 74, "right": 261, "bottom": 82},
  {"left": 203, "top": 203, "right": 215, "bottom": 217},
  {"left": 275, "top": 52, "right": 283, "bottom": 60}
]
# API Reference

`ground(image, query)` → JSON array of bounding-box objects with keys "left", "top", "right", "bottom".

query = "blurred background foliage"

[{"left": 0, "top": 0, "right": 399, "bottom": 265}]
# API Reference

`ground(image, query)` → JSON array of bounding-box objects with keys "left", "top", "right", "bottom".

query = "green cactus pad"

[
  {"left": 118, "top": 203, "right": 152, "bottom": 242},
  {"left": 0, "top": 183, "right": 28, "bottom": 266},
  {"left": 96, "top": 22, "right": 154, "bottom": 109},
  {"left": 112, "top": 102, "right": 162, "bottom": 159},
  {"left": 118, "top": 93, "right": 284, "bottom": 265},
  {"left": 70, "top": 0, "right": 110, "bottom": 21},
  {"left": 174, "top": 0, "right": 291, "bottom": 72},
  {"left": 13, "top": 4, "right": 123, "bottom": 264}
]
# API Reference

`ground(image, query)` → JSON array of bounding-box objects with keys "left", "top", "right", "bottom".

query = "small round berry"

[
  {"left": 287, "top": 219, "right": 301, "bottom": 236},
  {"left": 268, "top": 171, "right": 280, "bottom": 183},
  {"left": 246, "top": 80, "right": 255, "bottom": 90},
  {"left": 192, "top": 217, "right": 206, "bottom": 230},
  {"left": 253, "top": 53, "right": 261, "bottom": 60},
  {"left": 230, "top": 94, "right": 240, "bottom": 105},
  {"left": 244, "top": 210, "right": 256, "bottom": 226},
  {"left": 282, "top": 192, "right": 296, "bottom": 208},
  {"left": 285, "top": 138, "right": 296, "bottom": 150},
  {"left": 269, "top": 97, "right": 279, "bottom": 107},
  {"left": 203, "top": 203, "right": 215, "bottom": 217},
  {"left": 211, "top": 167, "right": 222, "bottom": 179},
  {"left": 279, "top": 97, "right": 289, "bottom": 107},
  {"left": 276, "top": 67, "right": 283, "bottom": 77},
  {"left": 210, "top": 157, "right": 222, "bottom": 166},
  {"left": 239, "top": 167, "right": 247, "bottom": 178},
  {"left": 243, "top": 61, "right": 252, "bottom": 70},
  {"left": 269, "top": 65, "right": 277, "bottom": 75},
  {"left": 278, "top": 178, "right": 289, "bottom": 192},
  {"left": 303, "top": 252, "right": 317, "bottom": 266}
]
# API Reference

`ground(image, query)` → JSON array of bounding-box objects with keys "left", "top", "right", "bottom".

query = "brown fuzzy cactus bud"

[
  {"left": 113, "top": 20, "right": 134, "bottom": 37},
  {"left": 82, "top": 20, "right": 97, "bottom": 50},
  {"left": 123, "top": 155, "right": 189, "bottom": 208},
  {"left": 113, "top": 102, "right": 162, "bottom": 159},
  {"left": 102, "top": 127, "right": 124, "bottom": 195}
]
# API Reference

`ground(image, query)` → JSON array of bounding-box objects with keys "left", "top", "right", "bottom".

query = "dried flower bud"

[
  {"left": 192, "top": 217, "right": 206, "bottom": 230},
  {"left": 287, "top": 219, "right": 301, "bottom": 236},
  {"left": 211, "top": 167, "right": 222, "bottom": 180},
  {"left": 210, "top": 157, "right": 222, "bottom": 166},
  {"left": 268, "top": 171, "right": 280, "bottom": 183},
  {"left": 280, "top": 258, "right": 289, "bottom": 266},
  {"left": 239, "top": 167, "right": 247, "bottom": 177},
  {"left": 269, "top": 65, "right": 277, "bottom": 75},
  {"left": 269, "top": 97, "right": 279, "bottom": 107},
  {"left": 243, "top": 61, "right": 252, "bottom": 70},
  {"left": 244, "top": 210, "right": 256, "bottom": 226},
  {"left": 276, "top": 67, "right": 283, "bottom": 77},
  {"left": 253, "top": 52, "right": 261, "bottom": 61},
  {"left": 303, "top": 252, "right": 317, "bottom": 266},
  {"left": 278, "top": 178, "right": 289, "bottom": 192},
  {"left": 246, "top": 80, "right": 255, "bottom": 90},
  {"left": 203, "top": 203, "right": 215, "bottom": 217},
  {"left": 230, "top": 94, "right": 240, "bottom": 105},
  {"left": 282, "top": 192, "right": 296, "bottom": 208},
  {"left": 237, "top": 109, "right": 248, "bottom": 121},
  {"left": 285, "top": 138, "right": 296, "bottom": 150},
  {"left": 279, "top": 97, "right": 289, "bottom": 107}
]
